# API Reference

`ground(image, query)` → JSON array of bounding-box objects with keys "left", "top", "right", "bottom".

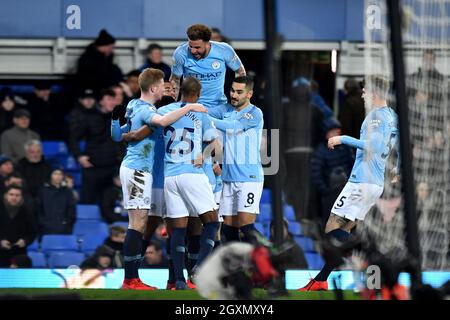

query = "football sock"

[
  {"left": 197, "top": 222, "right": 220, "bottom": 267},
  {"left": 123, "top": 229, "right": 143, "bottom": 280},
  {"left": 222, "top": 224, "right": 240, "bottom": 242},
  {"left": 240, "top": 223, "right": 260, "bottom": 243},
  {"left": 171, "top": 227, "right": 187, "bottom": 283},
  {"left": 186, "top": 235, "right": 200, "bottom": 275},
  {"left": 166, "top": 237, "right": 175, "bottom": 284}
]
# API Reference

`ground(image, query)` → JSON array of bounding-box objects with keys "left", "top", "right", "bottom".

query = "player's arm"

[
  {"left": 328, "top": 124, "right": 386, "bottom": 152},
  {"left": 150, "top": 103, "right": 207, "bottom": 127},
  {"left": 235, "top": 65, "right": 246, "bottom": 77},
  {"left": 111, "top": 120, "right": 130, "bottom": 142},
  {"left": 210, "top": 109, "right": 262, "bottom": 133},
  {"left": 221, "top": 42, "right": 246, "bottom": 76},
  {"left": 122, "top": 125, "right": 154, "bottom": 142}
]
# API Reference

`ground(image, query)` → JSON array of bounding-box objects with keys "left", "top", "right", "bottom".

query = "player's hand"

[
  {"left": 0, "top": 240, "right": 12, "bottom": 250},
  {"left": 15, "top": 239, "right": 26, "bottom": 248},
  {"left": 193, "top": 153, "right": 203, "bottom": 167},
  {"left": 328, "top": 136, "right": 342, "bottom": 149},
  {"left": 78, "top": 155, "right": 94, "bottom": 168},
  {"left": 188, "top": 103, "right": 208, "bottom": 113},
  {"left": 111, "top": 104, "right": 126, "bottom": 120},
  {"left": 213, "top": 163, "right": 222, "bottom": 176}
]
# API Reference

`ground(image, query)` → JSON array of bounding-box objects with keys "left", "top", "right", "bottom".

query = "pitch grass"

[{"left": 0, "top": 288, "right": 361, "bottom": 300}]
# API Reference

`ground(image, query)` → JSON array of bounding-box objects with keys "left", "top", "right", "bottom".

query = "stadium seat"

[
  {"left": 76, "top": 204, "right": 102, "bottom": 220},
  {"left": 71, "top": 172, "right": 82, "bottom": 187},
  {"left": 259, "top": 203, "right": 272, "bottom": 221},
  {"left": 79, "top": 141, "right": 86, "bottom": 153},
  {"left": 288, "top": 222, "right": 303, "bottom": 236},
  {"left": 55, "top": 155, "right": 79, "bottom": 171},
  {"left": 79, "top": 233, "right": 106, "bottom": 254},
  {"left": 28, "top": 252, "right": 47, "bottom": 268},
  {"left": 294, "top": 236, "right": 315, "bottom": 252},
  {"left": 254, "top": 222, "right": 265, "bottom": 235},
  {"left": 112, "top": 221, "right": 129, "bottom": 229},
  {"left": 260, "top": 188, "right": 272, "bottom": 204},
  {"left": 73, "top": 221, "right": 109, "bottom": 238},
  {"left": 283, "top": 205, "right": 296, "bottom": 221},
  {"left": 27, "top": 239, "right": 40, "bottom": 252},
  {"left": 42, "top": 141, "right": 68, "bottom": 157},
  {"left": 41, "top": 235, "right": 79, "bottom": 254},
  {"left": 48, "top": 252, "right": 85, "bottom": 268},
  {"left": 305, "top": 252, "right": 324, "bottom": 270}
]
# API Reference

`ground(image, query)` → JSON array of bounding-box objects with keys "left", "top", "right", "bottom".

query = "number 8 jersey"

[{"left": 157, "top": 102, "right": 218, "bottom": 177}]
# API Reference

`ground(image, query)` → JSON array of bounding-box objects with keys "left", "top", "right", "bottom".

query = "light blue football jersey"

[
  {"left": 111, "top": 99, "right": 158, "bottom": 173},
  {"left": 158, "top": 102, "right": 218, "bottom": 177},
  {"left": 341, "top": 106, "right": 399, "bottom": 187},
  {"left": 208, "top": 103, "right": 264, "bottom": 183},
  {"left": 172, "top": 41, "right": 242, "bottom": 109}
]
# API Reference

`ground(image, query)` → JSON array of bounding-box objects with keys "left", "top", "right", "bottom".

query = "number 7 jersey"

[
  {"left": 346, "top": 106, "right": 399, "bottom": 186},
  {"left": 157, "top": 102, "right": 218, "bottom": 177}
]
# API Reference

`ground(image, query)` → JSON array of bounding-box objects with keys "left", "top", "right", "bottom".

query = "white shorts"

[
  {"left": 164, "top": 173, "right": 218, "bottom": 219},
  {"left": 219, "top": 181, "right": 263, "bottom": 216},
  {"left": 150, "top": 188, "right": 166, "bottom": 217},
  {"left": 120, "top": 166, "right": 152, "bottom": 210},
  {"left": 331, "top": 182, "right": 384, "bottom": 221},
  {"left": 213, "top": 188, "right": 223, "bottom": 222}
]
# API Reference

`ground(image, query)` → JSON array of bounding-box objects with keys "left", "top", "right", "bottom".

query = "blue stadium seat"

[
  {"left": 254, "top": 222, "right": 265, "bottom": 235},
  {"left": 41, "top": 235, "right": 79, "bottom": 254},
  {"left": 42, "top": 141, "right": 68, "bottom": 157},
  {"left": 305, "top": 252, "right": 324, "bottom": 270},
  {"left": 283, "top": 205, "right": 296, "bottom": 221},
  {"left": 259, "top": 203, "right": 272, "bottom": 221},
  {"left": 261, "top": 188, "right": 272, "bottom": 204},
  {"left": 112, "top": 221, "right": 129, "bottom": 229},
  {"left": 48, "top": 252, "right": 85, "bottom": 268},
  {"left": 52, "top": 155, "right": 79, "bottom": 171},
  {"left": 27, "top": 239, "right": 40, "bottom": 252},
  {"left": 71, "top": 172, "right": 82, "bottom": 187},
  {"left": 28, "top": 252, "right": 47, "bottom": 268},
  {"left": 73, "top": 221, "right": 109, "bottom": 238},
  {"left": 80, "top": 234, "right": 106, "bottom": 254},
  {"left": 76, "top": 204, "right": 102, "bottom": 220},
  {"left": 288, "top": 222, "right": 303, "bottom": 236},
  {"left": 294, "top": 236, "right": 315, "bottom": 252},
  {"left": 79, "top": 141, "right": 86, "bottom": 153}
]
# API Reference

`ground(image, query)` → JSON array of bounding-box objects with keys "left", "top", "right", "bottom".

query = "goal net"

[{"left": 359, "top": 0, "right": 450, "bottom": 270}]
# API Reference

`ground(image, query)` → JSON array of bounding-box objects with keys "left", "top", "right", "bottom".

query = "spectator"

[
  {"left": 68, "top": 89, "right": 97, "bottom": 135},
  {"left": 64, "top": 174, "right": 80, "bottom": 203},
  {"left": 81, "top": 225, "right": 125, "bottom": 269},
  {"left": 338, "top": 78, "right": 365, "bottom": 140},
  {"left": 0, "top": 155, "right": 14, "bottom": 188},
  {"left": 0, "top": 185, "right": 36, "bottom": 267},
  {"left": 25, "top": 82, "right": 68, "bottom": 141},
  {"left": 0, "top": 109, "right": 40, "bottom": 163},
  {"left": 16, "top": 139, "right": 52, "bottom": 199},
  {"left": 9, "top": 254, "right": 32, "bottom": 268},
  {"left": 68, "top": 89, "right": 121, "bottom": 204},
  {"left": 310, "top": 118, "right": 354, "bottom": 226},
  {"left": 0, "top": 88, "right": 17, "bottom": 134},
  {"left": 211, "top": 27, "right": 230, "bottom": 43},
  {"left": 37, "top": 169, "right": 76, "bottom": 235},
  {"left": 141, "top": 240, "right": 168, "bottom": 268},
  {"left": 100, "top": 174, "right": 127, "bottom": 223},
  {"left": 2, "top": 172, "right": 36, "bottom": 223},
  {"left": 110, "top": 84, "right": 125, "bottom": 106},
  {"left": 139, "top": 44, "right": 171, "bottom": 81},
  {"left": 75, "top": 29, "right": 123, "bottom": 94},
  {"left": 310, "top": 80, "right": 333, "bottom": 119},
  {"left": 120, "top": 70, "right": 141, "bottom": 101}
]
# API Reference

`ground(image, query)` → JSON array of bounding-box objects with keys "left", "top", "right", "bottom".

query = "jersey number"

[
  {"left": 164, "top": 126, "right": 195, "bottom": 155},
  {"left": 336, "top": 196, "right": 347, "bottom": 208}
]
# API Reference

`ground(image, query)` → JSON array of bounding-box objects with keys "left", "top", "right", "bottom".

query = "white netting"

[{"left": 360, "top": 0, "right": 450, "bottom": 270}]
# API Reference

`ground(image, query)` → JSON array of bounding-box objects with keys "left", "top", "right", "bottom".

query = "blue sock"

[
  {"left": 222, "top": 224, "right": 239, "bottom": 242},
  {"left": 315, "top": 229, "right": 351, "bottom": 282},
  {"left": 187, "top": 235, "right": 200, "bottom": 276},
  {"left": 240, "top": 223, "right": 261, "bottom": 243},
  {"left": 166, "top": 237, "right": 175, "bottom": 284},
  {"left": 123, "top": 229, "right": 143, "bottom": 280},
  {"left": 170, "top": 227, "right": 187, "bottom": 283},
  {"left": 196, "top": 222, "right": 220, "bottom": 267}
]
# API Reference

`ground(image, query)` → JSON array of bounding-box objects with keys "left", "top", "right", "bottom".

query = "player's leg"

[
  {"left": 119, "top": 166, "right": 156, "bottom": 289},
  {"left": 197, "top": 210, "right": 220, "bottom": 266},
  {"left": 164, "top": 175, "right": 190, "bottom": 290},
  {"left": 220, "top": 182, "right": 240, "bottom": 242},
  {"left": 186, "top": 217, "right": 202, "bottom": 277},
  {"left": 164, "top": 218, "right": 175, "bottom": 289},
  {"left": 237, "top": 182, "right": 264, "bottom": 243},
  {"left": 141, "top": 215, "right": 163, "bottom": 263}
]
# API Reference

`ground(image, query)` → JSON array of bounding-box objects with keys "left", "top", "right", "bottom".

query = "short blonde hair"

[{"left": 138, "top": 68, "right": 164, "bottom": 93}]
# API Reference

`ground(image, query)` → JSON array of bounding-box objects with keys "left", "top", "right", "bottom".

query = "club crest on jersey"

[{"left": 212, "top": 60, "right": 221, "bottom": 70}]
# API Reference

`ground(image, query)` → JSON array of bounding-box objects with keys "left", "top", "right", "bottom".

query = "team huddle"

[{"left": 111, "top": 24, "right": 398, "bottom": 291}]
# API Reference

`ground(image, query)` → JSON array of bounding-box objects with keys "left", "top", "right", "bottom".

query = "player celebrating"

[
  {"left": 111, "top": 68, "right": 207, "bottom": 290},
  {"left": 158, "top": 77, "right": 221, "bottom": 290},
  {"left": 299, "top": 76, "right": 399, "bottom": 291},
  {"left": 208, "top": 76, "right": 264, "bottom": 244},
  {"left": 170, "top": 23, "right": 246, "bottom": 109}
]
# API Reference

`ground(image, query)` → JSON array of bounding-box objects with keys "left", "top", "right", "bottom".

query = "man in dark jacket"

[
  {"left": 139, "top": 44, "right": 171, "bottom": 81},
  {"left": 75, "top": 29, "right": 123, "bottom": 94},
  {"left": 68, "top": 89, "right": 122, "bottom": 204},
  {"left": 37, "top": 169, "right": 76, "bottom": 235},
  {"left": 0, "top": 185, "right": 36, "bottom": 267},
  {"left": 100, "top": 174, "right": 127, "bottom": 223},
  {"left": 338, "top": 78, "right": 365, "bottom": 140},
  {"left": 310, "top": 118, "right": 354, "bottom": 226},
  {"left": 16, "top": 139, "right": 52, "bottom": 200}
]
